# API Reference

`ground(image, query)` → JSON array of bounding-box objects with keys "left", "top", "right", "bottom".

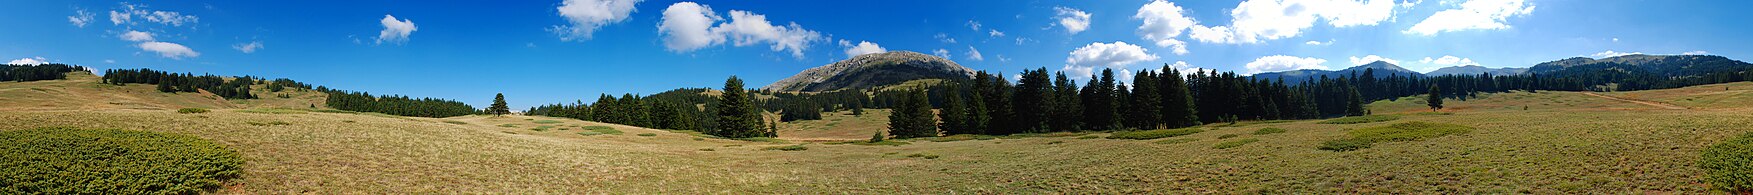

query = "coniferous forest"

[{"left": 2, "top": 64, "right": 87, "bottom": 82}]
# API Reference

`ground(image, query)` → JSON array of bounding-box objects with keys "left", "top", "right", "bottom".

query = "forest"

[{"left": 2, "top": 64, "right": 87, "bottom": 82}]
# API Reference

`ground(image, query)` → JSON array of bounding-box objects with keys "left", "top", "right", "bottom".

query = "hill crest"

[{"left": 762, "top": 51, "right": 976, "bottom": 92}]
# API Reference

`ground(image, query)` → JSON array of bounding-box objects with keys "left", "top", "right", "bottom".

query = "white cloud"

[
  {"left": 1305, "top": 40, "right": 1332, "bottom": 45},
  {"left": 1591, "top": 50, "right": 1641, "bottom": 58},
  {"left": 1683, "top": 51, "right": 1709, "bottom": 55},
  {"left": 1245, "top": 55, "right": 1328, "bottom": 74},
  {"left": 1053, "top": 6, "right": 1092, "bottom": 34},
  {"left": 138, "top": 41, "right": 200, "bottom": 59},
  {"left": 1420, "top": 55, "right": 1477, "bottom": 65},
  {"left": 965, "top": 46, "right": 984, "bottom": 61},
  {"left": 839, "top": 40, "right": 886, "bottom": 57},
  {"left": 1611, "top": 37, "right": 1619, "bottom": 42},
  {"left": 109, "top": 10, "right": 131, "bottom": 25},
  {"left": 69, "top": 9, "right": 95, "bottom": 27},
  {"left": 104, "top": 59, "right": 116, "bottom": 64},
  {"left": 375, "top": 14, "right": 417, "bottom": 44},
  {"left": 1134, "top": 0, "right": 1197, "bottom": 54},
  {"left": 1156, "top": 61, "right": 1208, "bottom": 76},
  {"left": 997, "top": 54, "right": 1012, "bottom": 63},
  {"left": 966, "top": 20, "right": 982, "bottom": 31},
  {"left": 656, "top": 2, "right": 823, "bottom": 58},
  {"left": 144, "top": 11, "right": 198, "bottom": 26},
  {"left": 121, "top": 30, "right": 155, "bottom": 42},
  {"left": 233, "top": 41, "right": 263, "bottom": 53},
  {"left": 1062, "top": 41, "right": 1160, "bottom": 78},
  {"left": 988, "top": 29, "right": 1006, "bottom": 37},
  {"left": 658, "top": 2, "right": 723, "bottom": 52},
  {"left": 1349, "top": 55, "right": 1400, "bottom": 65},
  {"left": 933, "top": 48, "right": 952, "bottom": 59},
  {"left": 1189, "top": 0, "right": 1400, "bottom": 44},
  {"left": 1014, "top": 37, "right": 1034, "bottom": 45},
  {"left": 934, "top": 33, "right": 957, "bottom": 44},
  {"left": 552, "top": 0, "right": 643, "bottom": 41},
  {"left": 1405, "top": 0, "right": 1534, "bottom": 36},
  {"left": 7, "top": 57, "right": 49, "bottom": 65}
]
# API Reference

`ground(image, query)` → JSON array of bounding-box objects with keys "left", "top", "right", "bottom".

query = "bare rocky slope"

[{"left": 762, "top": 51, "right": 976, "bottom": 92}]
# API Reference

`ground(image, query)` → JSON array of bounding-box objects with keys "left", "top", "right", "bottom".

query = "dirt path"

[{"left": 1583, "top": 92, "right": 1687, "bottom": 110}]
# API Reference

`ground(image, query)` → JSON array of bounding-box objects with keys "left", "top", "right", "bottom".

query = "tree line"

[
  {"left": 322, "top": 90, "right": 478, "bottom": 118},
  {"left": 1, "top": 64, "right": 87, "bottom": 82},
  {"left": 102, "top": 68, "right": 258, "bottom": 99}
]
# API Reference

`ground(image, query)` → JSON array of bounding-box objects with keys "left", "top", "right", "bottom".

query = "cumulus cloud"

[
  {"left": 1053, "top": 6, "right": 1092, "bottom": 34},
  {"left": 1305, "top": 40, "right": 1332, "bottom": 45},
  {"left": 376, "top": 14, "right": 417, "bottom": 44},
  {"left": 1245, "top": 55, "right": 1328, "bottom": 74},
  {"left": 121, "top": 30, "right": 155, "bottom": 42},
  {"left": 1134, "top": 1, "right": 1196, "bottom": 51},
  {"left": 138, "top": 41, "right": 200, "bottom": 59},
  {"left": 1405, "top": 0, "right": 1534, "bottom": 36},
  {"left": 933, "top": 48, "right": 952, "bottom": 59},
  {"left": 657, "top": 2, "right": 823, "bottom": 58},
  {"left": 69, "top": 9, "right": 95, "bottom": 27},
  {"left": 233, "top": 41, "right": 263, "bottom": 53},
  {"left": 839, "top": 40, "right": 886, "bottom": 57},
  {"left": 144, "top": 11, "right": 198, "bottom": 26},
  {"left": 551, "top": 0, "right": 643, "bottom": 41},
  {"left": 1591, "top": 50, "right": 1641, "bottom": 58},
  {"left": 1349, "top": 55, "right": 1400, "bottom": 65},
  {"left": 106, "top": 4, "right": 198, "bottom": 27},
  {"left": 1420, "top": 55, "right": 1477, "bottom": 65},
  {"left": 988, "top": 29, "right": 1006, "bottom": 37},
  {"left": 965, "top": 46, "right": 984, "bottom": 61},
  {"left": 109, "top": 10, "right": 131, "bottom": 25},
  {"left": 1061, "top": 41, "right": 1160, "bottom": 78},
  {"left": 1188, "top": 0, "right": 1400, "bottom": 44},
  {"left": 1683, "top": 51, "right": 1709, "bottom": 55},
  {"left": 934, "top": 33, "right": 957, "bottom": 44},
  {"left": 7, "top": 57, "right": 50, "bottom": 65}
]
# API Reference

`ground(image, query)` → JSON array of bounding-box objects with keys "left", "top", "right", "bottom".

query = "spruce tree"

[
  {"left": 1345, "top": 85, "right": 1366, "bottom": 116},
  {"left": 888, "top": 88, "right": 938, "bottom": 138},
  {"left": 938, "top": 84, "right": 968, "bottom": 134},
  {"left": 488, "top": 93, "right": 511, "bottom": 116},
  {"left": 715, "top": 76, "right": 766, "bottom": 138},
  {"left": 1051, "top": 72, "right": 1082, "bottom": 132},
  {"left": 1159, "top": 67, "right": 1198, "bottom": 127},
  {"left": 1427, "top": 84, "right": 1444, "bottom": 112},
  {"left": 1129, "top": 70, "right": 1162, "bottom": 130}
]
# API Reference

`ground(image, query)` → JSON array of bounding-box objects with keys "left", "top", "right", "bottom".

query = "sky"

[{"left": 2, "top": 0, "right": 1748, "bottom": 110}]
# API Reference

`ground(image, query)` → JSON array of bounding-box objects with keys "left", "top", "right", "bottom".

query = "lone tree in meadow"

[
  {"left": 715, "top": 76, "right": 769, "bottom": 138},
  {"left": 488, "top": 93, "right": 511, "bottom": 116},
  {"left": 1427, "top": 84, "right": 1444, "bottom": 112}
]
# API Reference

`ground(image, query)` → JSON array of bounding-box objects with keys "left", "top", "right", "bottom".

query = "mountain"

[
  {"left": 1426, "top": 65, "right": 1528, "bottom": 76},
  {"left": 1527, "top": 54, "right": 1751, "bottom": 77},
  {"left": 1252, "top": 61, "right": 1424, "bottom": 83},
  {"left": 763, "top": 51, "right": 977, "bottom": 92}
]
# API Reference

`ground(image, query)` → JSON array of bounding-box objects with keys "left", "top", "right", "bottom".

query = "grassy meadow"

[{"left": 4, "top": 76, "right": 1753, "bottom": 193}]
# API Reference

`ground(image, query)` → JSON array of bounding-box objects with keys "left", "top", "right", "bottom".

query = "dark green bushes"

[
  {"left": 0, "top": 127, "right": 243, "bottom": 194},
  {"left": 177, "top": 107, "right": 210, "bottom": 114},
  {"left": 1316, "top": 115, "right": 1401, "bottom": 124},
  {"left": 1319, "top": 122, "right": 1472, "bottom": 151},
  {"left": 1107, "top": 128, "right": 1203, "bottom": 140},
  {"left": 1700, "top": 132, "right": 1753, "bottom": 192}
]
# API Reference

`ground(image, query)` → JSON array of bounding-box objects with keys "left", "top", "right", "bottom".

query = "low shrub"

[
  {"left": 763, "top": 144, "right": 808, "bottom": 151},
  {"left": 1107, "top": 128, "right": 1204, "bottom": 140},
  {"left": 1700, "top": 132, "right": 1753, "bottom": 192},
  {"left": 1046, "top": 141, "right": 1065, "bottom": 144},
  {"left": 442, "top": 120, "right": 467, "bottom": 125},
  {"left": 636, "top": 133, "right": 657, "bottom": 137},
  {"left": 1318, "top": 122, "right": 1472, "bottom": 151},
  {"left": 0, "top": 127, "right": 243, "bottom": 194},
  {"left": 1317, "top": 115, "right": 1401, "bottom": 124},
  {"left": 581, "top": 126, "right": 622, "bottom": 135},
  {"left": 1153, "top": 138, "right": 1198, "bottom": 145},
  {"left": 531, "top": 126, "right": 553, "bottom": 131},
  {"left": 1253, "top": 128, "right": 1287, "bottom": 135},
  {"left": 1213, "top": 138, "right": 1260, "bottom": 149},
  {"left": 1218, "top": 134, "right": 1240, "bottom": 139},
  {"left": 906, "top": 153, "right": 940, "bottom": 159},
  {"left": 176, "top": 108, "right": 209, "bottom": 114},
  {"left": 1077, "top": 135, "right": 1101, "bottom": 139},
  {"left": 237, "top": 108, "right": 306, "bottom": 114},
  {"left": 533, "top": 120, "right": 563, "bottom": 124},
  {"left": 246, "top": 121, "right": 292, "bottom": 126},
  {"left": 920, "top": 134, "right": 998, "bottom": 142},
  {"left": 497, "top": 124, "right": 518, "bottom": 128}
]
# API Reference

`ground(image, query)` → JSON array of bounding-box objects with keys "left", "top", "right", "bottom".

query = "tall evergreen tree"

[
  {"left": 1159, "top": 67, "right": 1198, "bottom": 128},
  {"left": 1345, "top": 85, "right": 1367, "bottom": 116},
  {"left": 1427, "top": 84, "right": 1444, "bottom": 112},
  {"left": 488, "top": 93, "right": 511, "bottom": 116},
  {"left": 1050, "top": 72, "right": 1082, "bottom": 132},
  {"left": 888, "top": 88, "right": 938, "bottom": 138},
  {"left": 938, "top": 84, "right": 970, "bottom": 134},
  {"left": 714, "top": 76, "right": 768, "bottom": 138},
  {"left": 1012, "top": 68, "right": 1053, "bottom": 133},
  {"left": 1128, "top": 70, "right": 1162, "bottom": 130},
  {"left": 1082, "top": 68, "right": 1120, "bottom": 130}
]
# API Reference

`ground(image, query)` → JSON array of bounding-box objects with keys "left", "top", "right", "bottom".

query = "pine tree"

[
  {"left": 1345, "top": 85, "right": 1366, "bottom": 116},
  {"left": 715, "top": 76, "right": 766, "bottom": 138},
  {"left": 1129, "top": 70, "right": 1162, "bottom": 130},
  {"left": 1050, "top": 72, "right": 1083, "bottom": 132},
  {"left": 938, "top": 84, "right": 969, "bottom": 134},
  {"left": 488, "top": 93, "right": 511, "bottom": 116},
  {"left": 850, "top": 101, "right": 864, "bottom": 116},
  {"left": 888, "top": 88, "right": 938, "bottom": 138},
  {"left": 1159, "top": 67, "right": 1198, "bottom": 127},
  {"left": 1427, "top": 84, "right": 1444, "bottom": 112}
]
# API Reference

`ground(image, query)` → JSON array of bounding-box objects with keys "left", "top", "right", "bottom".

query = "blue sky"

[{"left": 2, "top": 0, "right": 1747, "bottom": 109}]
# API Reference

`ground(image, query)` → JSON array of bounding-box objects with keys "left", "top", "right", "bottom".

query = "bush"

[
  {"left": 1213, "top": 138, "right": 1259, "bottom": 149},
  {"left": 443, "top": 120, "right": 467, "bottom": 125},
  {"left": 533, "top": 120, "right": 563, "bottom": 124},
  {"left": 1107, "top": 128, "right": 1204, "bottom": 140},
  {"left": 636, "top": 133, "right": 657, "bottom": 137},
  {"left": 870, "top": 131, "right": 885, "bottom": 143},
  {"left": 1153, "top": 138, "right": 1198, "bottom": 145},
  {"left": 763, "top": 144, "right": 808, "bottom": 151},
  {"left": 1253, "top": 128, "right": 1287, "bottom": 135},
  {"left": 247, "top": 121, "right": 292, "bottom": 126},
  {"left": 1700, "top": 132, "right": 1753, "bottom": 192},
  {"left": 1218, "top": 134, "right": 1240, "bottom": 139},
  {"left": 906, "top": 153, "right": 940, "bottom": 159},
  {"left": 1318, "top": 122, "right": 1472, "bottom": 151},
  {"left": 1317, "top": 115, "right": 1401, "bottom": 124},
  {"left": 581, "top": 126, "right": 621, "bottom": 135},
  {"left": 176, "top": 108, "right": 209, "bottom": 114},
  {"left": 0, "top": 127, "right": 243, "bottom": 194}
]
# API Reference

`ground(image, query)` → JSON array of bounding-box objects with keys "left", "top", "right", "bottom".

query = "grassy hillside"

[
  {"left": 5, "top": 78, "right": 1753, "bottom": 193},
  {"left": 0, "top": 71, "right": 326, "bottom": 111}
]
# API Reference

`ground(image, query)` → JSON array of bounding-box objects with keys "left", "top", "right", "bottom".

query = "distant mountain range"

[
  {"left": 762, "top": 51, "right": 976, "bottom": 92},
  {"left": 1252, "top": 61, "right": 1424, "bottom": 82},
  {"left": 1251, "top": 54, "right": 1745, "bottom": 82},
  {"left": 1426, "top": 65, "right": 1527, "bottom": 76}
]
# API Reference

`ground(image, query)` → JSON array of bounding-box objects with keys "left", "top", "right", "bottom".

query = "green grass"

[
  {"left": 1253, "top": 128, "right": 1287, "bottom": 135},
  {"left": 176, "top": 107, "right": 209, "bottom": 114},
  {"left": 533, "top": 120, "right": 563, "bottom": 124},
  {"left": 1106, "top": 128, "right": 1204, "bottom": 140},
  {"left": 1077, "top": 135, "right": 1100, "bottom": 139},
  {"left": 636, "top": 133, "right": 657, "bottom": 137},
  {"left": 1152, "top": 138, "right": 1198, "bottom": 144},
  {"left": 0, "top": 127, "right": 242, "bottom": 194},
  {"left": 919, "top": 134, "right": 1000, "bottom": 142},
  {"left": 443, "top": 120, "right": 467, "bottom": 125},
  {"left": 581, "top": 126, "right": 622, "bottom": 135},
  {"left": 497, "top": 124, "right": 518, "bottom": 128},
  {"left": 237, "top": 108, "right": 307, "bottom": 114},
  {"left": 1217, "top": 134, "right": 1240, "bottom": 139},
  {"left": 732, "top": 137, "right": 788, "bottom": 143},
  {"left": 247, "top": 121, "right": 293, "bottom": 126},
  {"left": 1212, "top": 138, "right": 1259, "bottom": 149},
  {"left": 1700, "top": 132, "right": 1753, "bottom": 191},
  {"left": 1316, "top": 115, "right": 1401, "bottom": 124},
  {"left": 762, "top": 144, "right": 808, "bottom": 151},
  {"left": 1320, "top": 122, "right": 1474, "bottom": 151},
  {"left": 531, "top": 126, "right": 553, "bottom": 131},
  {"left": 827, "top": 140, "right": 911, "bottom": 146},
  {"left": 905, "top": 153, "right": 940, "bottom": 159}
]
